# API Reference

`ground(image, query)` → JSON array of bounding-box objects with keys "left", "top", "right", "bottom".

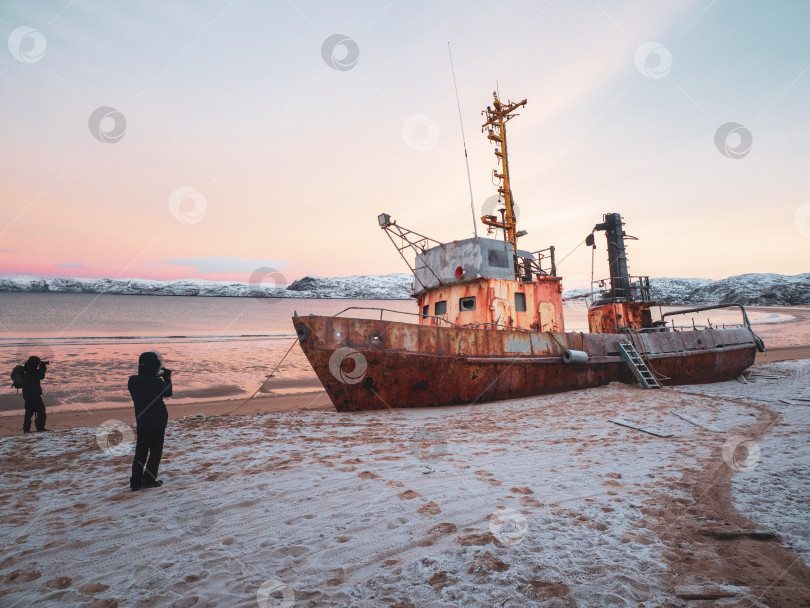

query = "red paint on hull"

[{"left": 293, "top": 315, "right": 757, "bottom": 412}]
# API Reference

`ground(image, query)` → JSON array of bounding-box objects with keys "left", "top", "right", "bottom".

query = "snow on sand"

[{"left": 1, "top": 364, "right": 809, "bottom": 607}]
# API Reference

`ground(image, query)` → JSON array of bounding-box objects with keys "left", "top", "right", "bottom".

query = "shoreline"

[
  {"left": 2, "top": 306, "right": 807, "bottom": 437},
  {"left": 0, "top": 344, "right": 807, "bottom": 437},
  {"left": 0, "top": 391, "right": 333, "bottom": 437}
]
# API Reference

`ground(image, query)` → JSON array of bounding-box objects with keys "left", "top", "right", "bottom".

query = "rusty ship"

[{"left": 293, "top": 91, "right": 765, "bottom": 412}]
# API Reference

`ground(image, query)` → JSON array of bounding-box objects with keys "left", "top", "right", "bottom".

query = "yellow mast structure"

[{"left": 481, "top": 91, "right": 527, "bottom": 251}]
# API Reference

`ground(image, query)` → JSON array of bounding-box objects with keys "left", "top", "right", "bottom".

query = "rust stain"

[{"left": 293, "top": 315, "right": 757, "bottom": 412}]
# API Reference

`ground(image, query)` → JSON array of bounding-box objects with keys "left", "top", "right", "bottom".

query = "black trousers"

[
  {"left": 23, "top": 395, "right": 46, "bottom": 432},
  {"left": 130, "top": 427, "right": 165, "bottom": 488}
]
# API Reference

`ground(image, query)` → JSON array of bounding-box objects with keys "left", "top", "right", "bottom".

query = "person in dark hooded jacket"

[
  {"left": 128, "top": 351, "right": 173, "bottom": 491},
  {"left": 22, "top": 356, "right": 48, "bottom": 433}
]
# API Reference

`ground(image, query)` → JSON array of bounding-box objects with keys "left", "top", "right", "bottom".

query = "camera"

[{"left": 157, "top": 368, "right": 172, "bottom": 377}]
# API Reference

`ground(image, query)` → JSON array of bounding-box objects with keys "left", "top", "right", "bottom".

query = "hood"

[
  {"left": 138, "top": 351, "right": 162, "bottom": 376},
  {"left": 24, "top": 356, "right": 41, "bottom": 372}
]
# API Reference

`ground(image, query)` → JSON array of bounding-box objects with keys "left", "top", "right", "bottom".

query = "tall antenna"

[{"left": 447, "top": 42, "right": 478, "bottom": 238}]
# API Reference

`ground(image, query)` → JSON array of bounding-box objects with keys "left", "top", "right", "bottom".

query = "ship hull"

[{"left": 293, "top": 315, "right": 757, "bottom": 412}]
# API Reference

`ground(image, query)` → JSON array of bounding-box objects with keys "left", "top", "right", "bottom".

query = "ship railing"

[
  {"left": 624, "top": 321, "right": 747, "bottom": 334},
  {"left": 615, "top": 302, "right": 752, "bottom": 333},
  {"left": 590, "top": 275, "right": 651, "bottom": 303},
  {"left": 332, "top": 306, "right": 463, "bottom": 328},
  {"left": 527, "top": 246, "right": 556, "bottom": 278},
  {"left": 330, "top": 306, "right": 537, "bottom": 332},
  {"left": 660, "top": 303, "right": 753, "bottom": 329}
]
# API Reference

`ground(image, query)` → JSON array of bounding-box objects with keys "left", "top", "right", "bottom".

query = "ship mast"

[{"left": 481, "top": 91, "right": 527, "bottom": 251}]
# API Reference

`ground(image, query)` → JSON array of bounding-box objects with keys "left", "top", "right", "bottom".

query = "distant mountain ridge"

[
  {"left": 563, "top": 273, "right": 810, "bottom": 306},
  {"left": 0, "top": 274, "right": 413, "bottom": 300},
  {"left": 0, "top": 272, "right": 807, "bottom": 305}
]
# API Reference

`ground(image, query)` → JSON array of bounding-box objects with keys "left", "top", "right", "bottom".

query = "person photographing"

[
  {"left": 22, "top": 356, "right": 49, "bottom": 433},
  {"left": 128, "top": 351, "right": 173, "bottom": 491}
]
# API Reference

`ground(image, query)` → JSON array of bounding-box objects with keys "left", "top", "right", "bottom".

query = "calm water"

[
  {"left": 0, "top": 294, "right": 415, "bottom": 413},
  {"left": 0, "top": 293, "right": 782, "bottom": 413}
]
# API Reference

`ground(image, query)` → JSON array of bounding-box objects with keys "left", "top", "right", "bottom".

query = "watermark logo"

[
  {"left": 321, "top": 34, "right": 359, "bottom": 71},
  {"left": 714, "top": 122, "right": 752, "bottom": 159},
  {"left": 795, "top": 203, "right": 810, "bottom": 239},
  {"left": 481, "top": 193, "right": 520, "bottom": 221},
  {"left": 408, "top": 430, "right": 447, "bottom": 460},
  {"left": 257, "top": 579, "right": 295, "bottom": 608},
  {"left": 95, "top": 420, "right": 135, "bottom": 457},
  {"left": 489, "top": 508, "right": 528, "bottom": 545},
  {"left": 88, "top": 106, "right": 127, "bottom": 144},
  {"left": 8, "top": 26, "right": 46, "bottom": 63},
  {"left": 168, "top": 187, "right": 207, "bottom": 224},
  {"left": 249, "top": 267, "right": 288, "bottom": 296},
  {"left": 722, "top": 435, "right": 760, "bottom": 472},
  {"left": 401, "top": 114, "right": 439, "bottom": 152},
  {"left": 634, "top": 42, "right": 672, "bottom": 79},
  {"left": 328, "top": 347, "right": 367, "bottom": 384}
]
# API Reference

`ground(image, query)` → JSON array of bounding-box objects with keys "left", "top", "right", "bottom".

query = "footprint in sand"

[
  {"left": 387, "top": 516, "right": 409, "bottom": 530},
  {"left": 475, "top": 470, "right": 502, "bottom": 486},
  {"left": 277, "top": 545, "right": 309, "bottom": 557},
  {"left": 519, "top": 496, "right": 543, "bottom": 508},
  {"left": 79, "top": 583, "right": 110, "bottom": 595},
  {"left": 84, "top": 599, "right": 120, "bottom": 608},
  {"left": 43, "top": 576, "right": 72, "bottom": 589},
  {"left": 397, "top": 489, "right": 421, "bottom": 500},
  {"left": 4, "top": 567, "right": 41, "bottom": 583},
  {"left": 417, "top": 501, "right": 441, "bottom": 516}
]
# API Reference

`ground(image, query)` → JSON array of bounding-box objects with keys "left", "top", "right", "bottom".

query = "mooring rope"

[{"left": 220, "top": 337, "right": 300, "bottom": 416}]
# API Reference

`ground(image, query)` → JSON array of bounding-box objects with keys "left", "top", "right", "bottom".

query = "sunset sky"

[{"left": 1, "top": 0, "right": 808, "bottom": 289}]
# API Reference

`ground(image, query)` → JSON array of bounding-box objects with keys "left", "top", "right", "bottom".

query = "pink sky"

[{"left": 1, "top": 1, "right": 808, "bottom": 289}]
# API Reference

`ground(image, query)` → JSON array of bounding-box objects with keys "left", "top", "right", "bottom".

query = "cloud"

[
  {"left": 0, "top": 249, "right": 15, "bottom": 253},
  {"left": 167, "top": 256, "right": 289, "bottom": 275},
  {"left": 57, "top": 261, "right": 84, "bottom": 268}
]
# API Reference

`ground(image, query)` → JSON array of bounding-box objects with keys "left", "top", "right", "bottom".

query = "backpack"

[{"left": 11, "top": 365, "right": 25, "bottom": 390}]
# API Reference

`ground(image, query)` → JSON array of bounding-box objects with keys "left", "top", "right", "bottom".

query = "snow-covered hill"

[
  {"left": 0, "top": 274, "right": 412, "bottom": 300},
  {"left": 0, "top": 272, "right": 806, "bottom": 305},
  {"left": 285, "top": 274, "right": 412, "bottom": 299},
  {"left": 562, "top": 274, "right": 810, "bottom": 306}
]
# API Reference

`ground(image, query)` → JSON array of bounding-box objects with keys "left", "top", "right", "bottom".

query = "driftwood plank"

[
  {"left": 608, "top": 418, "right": 673, "bottom": 438},
  {"left": 670, "top": 410, "right": 724, "bottom": 433}
]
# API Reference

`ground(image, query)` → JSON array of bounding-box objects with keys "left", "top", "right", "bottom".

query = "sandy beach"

[
  {"left": 1, "top": 307, "right": 809, "bottom": 607},
  {"left": 1, "top": 359, "right": 809, "bottom": 607}
]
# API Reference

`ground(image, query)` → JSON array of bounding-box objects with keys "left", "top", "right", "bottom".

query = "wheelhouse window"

[
  {"left": 515, "top": 292, "right": 527, "bottom": 312},
  {"left": 488, "top": 249, "right": 509, "bottom": 268},
  {"left": 422, "top": 304, "right": 428, "bottom": 318},
  {"left": 434, "top": 300, "right": 447, "bottom": 315},
  {"left": 459, "top": 296, "right": 476, "bottom": 312}
]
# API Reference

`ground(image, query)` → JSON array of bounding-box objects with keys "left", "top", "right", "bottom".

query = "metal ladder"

[{"left": 617, "top": 342, "right": 661, "bottom": 389}]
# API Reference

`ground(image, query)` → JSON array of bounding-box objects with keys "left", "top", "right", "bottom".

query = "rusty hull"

[{"left": 292, "top": 315, "right": 757, "bottom": 412}]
